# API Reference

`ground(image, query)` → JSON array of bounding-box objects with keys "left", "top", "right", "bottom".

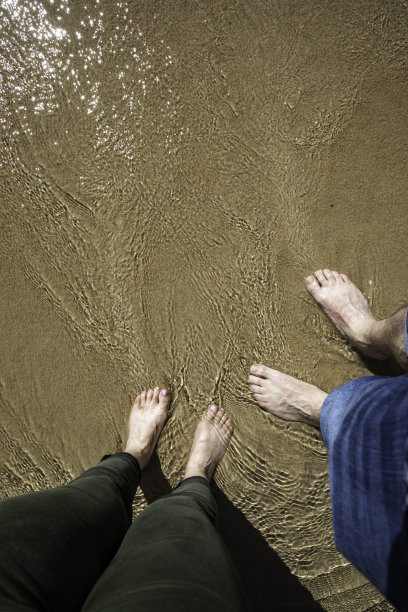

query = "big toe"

[
  {"left": 305, "top": 274, "right": 321, "bottom": 296},
  {"left": 158, "top": 389, "right": 170, "bottom": 411},
  {"left": 250, "top": 363, "right": 269, "bottom": 378},
  {"left": 204, "top": 404, "right": 220, "bottom": 422}
]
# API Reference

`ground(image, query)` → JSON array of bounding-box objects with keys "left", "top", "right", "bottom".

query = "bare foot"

[
  {"left": 184, "top": 405, "right": 233, "bottom": 482},
  {"left": 306, "top": 269, "right": 387, "bottom": 359},
  {"left": 248, "top": 364, "right": 328, "bottom": 427},
  {"left": 124, "top": 387, "right": 170, "bottom": 470}
]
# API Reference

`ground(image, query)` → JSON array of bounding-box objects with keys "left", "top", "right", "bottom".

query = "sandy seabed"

[{"left": 1, "top": 0, "right": 407, "bottom": 609}]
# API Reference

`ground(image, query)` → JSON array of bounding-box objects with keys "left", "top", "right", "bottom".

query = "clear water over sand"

[{"left": 1, "top": 0, "right": 407, "bottom": 609}]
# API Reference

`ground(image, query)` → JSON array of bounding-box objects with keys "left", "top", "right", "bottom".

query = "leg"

[
  {"left": 83, "top": 405, "right": 248, "bottom": 612},
  {"left": 0, "top": 454, "right": 140, "bottom": 612},
  {"left": 0, "top": 387, "right": 169, "bottom": 612},
  {"left": 318, "top": 372, "right": 408, "bottom": 609},
  {"left": 249, "top": 367, "right": 408, "bottom": 609},
  {"left": 305, "top": 269, "right": 408, "bottom": 370},
  {"left": 368, "top": 305, "right": 408, "bottom": 370},
  {"left": 247, "top": 269, "right": 408, "bottom": 607}
]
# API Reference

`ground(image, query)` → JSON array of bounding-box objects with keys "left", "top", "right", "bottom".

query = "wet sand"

[{"left": 1, "top": 0, "right": 407, "bottom": 609}]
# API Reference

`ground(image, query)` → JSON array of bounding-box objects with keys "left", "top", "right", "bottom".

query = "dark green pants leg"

[
  {"left": 82, "top": 477, "right": 248, "bottom": 612},
  {"left": 0, "top": 453, "right": 140, "bottom": 612}
]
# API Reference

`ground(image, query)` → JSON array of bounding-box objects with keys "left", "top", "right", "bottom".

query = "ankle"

[
  {"left": 184, "top": 463, "right": 211, "bottom": 482},
  {"left": 366, "top": 319, "right": 391, "bottom": 357},
  {"left": 298, "top": 389, "right": 327, "bottom": 428},
  {"left": 124, "top": 445, "right": 148, "bottom": 470},
  {"left": 382, "top": 306, "right": 408, "bottom": 369}
]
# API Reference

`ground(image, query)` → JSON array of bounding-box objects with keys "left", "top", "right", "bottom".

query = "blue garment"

[{"left": 320, "top": 312, "right": 408, "bottom": 610}]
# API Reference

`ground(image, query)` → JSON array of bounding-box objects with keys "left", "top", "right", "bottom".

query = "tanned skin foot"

[
  {"left": 184, "top": 405, "right": 233, "bottom": 481},
  {"left": 305, "top": 269, "right": 387, "bottom": 359},
  {"left": 124, "top": 387, "right": 170, "bottom": 470},
  {"left": 248, "top": 364, "right": 327, "bottom": 427}
]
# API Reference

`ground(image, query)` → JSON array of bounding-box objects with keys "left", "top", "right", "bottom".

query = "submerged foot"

[
  {"left": 306, "top": 269, "right": 387, "bottom": 359},
  {"left": 184, "top": 405, "right": 233, "bottom": 482},
  {"left": 248, "top": 364, "right": 327, "bottom": 427},
  {"left": 125, "top": 387, "right": 170, "bottom": 470}
]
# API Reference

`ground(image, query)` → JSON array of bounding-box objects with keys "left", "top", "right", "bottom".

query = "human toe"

[
  {"left": 250, "top": 363, "right": 268, "bottom": 378},
  {"left": 223, "top": 419, "right": 233, "bottom": 436},
  {"left": 323, "top": 269, "right": 335, "bottom": 283},
  {"left": 314, "top": 269, "right": 328, "bottom": 285},
  {"left": 205, "top": 404, "right": 218, "bottom": 420},
  {"left": 152, "top": 386, "right": 160, "bottom": 402},
  {"left": 248, "top": 373, "right": 265, "bottom": 386},
  {"left": 213, "top": 407, "right": 224, "bottom": 423},
  {"left": 141, "top": 390, "right": 147, "bottom": 403},
  {"left": 220, "top": 412, "right": 229, "bottom": 425},
  {"left": 305, "top": 276, "right": 322, "bottom": 298},
  {"left": 305, "top": 274, "right": 319, "bottom": 287},
  {"left": 158, "top": 389, "right": 170, "bottom": 408},
  {"left": 147, "top": 389, "right": 153, "bottom": 402},
  {"left": 340, "top": 273, "right": 350, "bottom": 283}
]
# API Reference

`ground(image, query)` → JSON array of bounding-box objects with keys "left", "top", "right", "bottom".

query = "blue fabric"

[
  {"left": 321, "top": 313, "right": 408, "bottom": 610},
  {"left": 405, "top": 310, "right": 408, "bottom": 357}
]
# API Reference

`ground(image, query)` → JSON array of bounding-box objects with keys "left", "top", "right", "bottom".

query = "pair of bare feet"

[
  {"left": 124, "top": 388, "right": 233, "bottom": 482},
  {"left": 248, "top": 268, "right": 406, "bottom": 427},
  {"left": 125, "top": 269, "right": 406, "bottom": 478}
]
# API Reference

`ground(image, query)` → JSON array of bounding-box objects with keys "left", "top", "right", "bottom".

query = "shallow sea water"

[{"left": 1, "top": 0, "right": 407, "bottom": 609}]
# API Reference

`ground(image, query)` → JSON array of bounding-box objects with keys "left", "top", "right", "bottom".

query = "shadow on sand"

[{"left": 141, "top": 455, "right": 324, "bottom": 611}]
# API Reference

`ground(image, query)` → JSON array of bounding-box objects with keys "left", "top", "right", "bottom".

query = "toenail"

[
  {"left": 210, "top": 405, "right": 217, "bottom": 411},
  {"left": 162, "top": 389, "right": 167, "bottom": 396},
  {"left": 155, "top": 386, "right": 159, "bottom": 390}
]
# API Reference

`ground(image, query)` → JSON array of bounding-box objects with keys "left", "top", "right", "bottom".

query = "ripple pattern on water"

[{"left": 1, "top": 0, "right": 407, "bottom": 609}]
